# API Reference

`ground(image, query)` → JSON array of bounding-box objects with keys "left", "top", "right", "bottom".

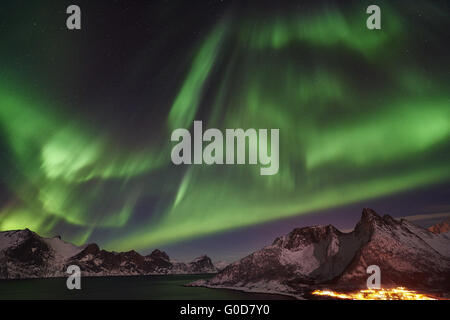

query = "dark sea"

[{"left": 0, "top": 274, "right": 294, "bottom": 300}]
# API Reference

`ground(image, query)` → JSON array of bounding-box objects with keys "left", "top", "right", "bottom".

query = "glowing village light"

[{"left": 312, "top": 287, "right": 438, "bottom": 300}]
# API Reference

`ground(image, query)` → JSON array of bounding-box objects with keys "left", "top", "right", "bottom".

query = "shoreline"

[{"left": 187, "top": 281, "right": 305, "bottom": 300}]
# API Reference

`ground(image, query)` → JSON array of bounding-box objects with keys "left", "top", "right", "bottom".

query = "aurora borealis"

[{"left": 0, "top": 0, "right": 449, "bottom": 259}]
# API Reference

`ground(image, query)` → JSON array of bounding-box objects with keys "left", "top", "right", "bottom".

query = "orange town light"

[{"left": 312, "top": 287, "right": 438, "bottom": 300}]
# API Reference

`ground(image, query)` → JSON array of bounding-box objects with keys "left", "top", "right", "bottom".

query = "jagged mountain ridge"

[
  {"left": 0, "top": 229, "right": 217, "bottom": 279},
  {"left": 191, "top": 209, "right": 450, "bottom": 296},
  {"left": 428, "top": 219, "right": 450, "bottom": 234}
]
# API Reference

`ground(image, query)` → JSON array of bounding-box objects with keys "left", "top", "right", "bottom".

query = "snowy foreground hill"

[
  {"left": 189, "top": 208, "right": 450, "bottom": 298},
  {"left": 0, "top": 230, "right": 218, "bottom": 279}
]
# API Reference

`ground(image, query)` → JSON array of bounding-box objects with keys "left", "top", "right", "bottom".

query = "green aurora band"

[{"left": 0, "top": 2, "right": 449, "bottom": 251}]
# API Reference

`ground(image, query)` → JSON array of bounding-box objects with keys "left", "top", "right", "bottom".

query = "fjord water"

[{"left": 0, "top": 274, "right": 293, "bottom": 299}]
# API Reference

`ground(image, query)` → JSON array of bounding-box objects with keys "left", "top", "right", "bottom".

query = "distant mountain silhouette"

[{"left": 0, "top": 229, "right": 217, "bottom": 279}]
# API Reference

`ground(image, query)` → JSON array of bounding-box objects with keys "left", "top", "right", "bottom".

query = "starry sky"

[{"left": 0, "top": 0, "right": 449, "bottom": 262}]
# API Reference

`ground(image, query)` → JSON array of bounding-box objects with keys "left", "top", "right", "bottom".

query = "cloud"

[{"left": 401, "top": 212, "right": 450, "bottom": 223}]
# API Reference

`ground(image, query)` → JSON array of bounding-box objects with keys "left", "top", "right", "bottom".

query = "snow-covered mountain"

[
  {"left": 428, "top": 219, "right": 450, "bottom": 234},
  {"left": 0, "top": 229, "right": 218, "bottom": 279},
  {"left": 190, "top": 209, "right": 450, "bottom": 297},
  {"left": 213, "top": 260, "right": 230, "bottom": 271}
]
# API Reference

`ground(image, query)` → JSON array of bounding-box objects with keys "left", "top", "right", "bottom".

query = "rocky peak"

[
  {"left": 365, "top": 209, "right": 405, "bottom": 233},
  {"left": 428, "top": 219, "right": 450, "bottom": 234},
  {"left": 83, "top": 243, "right": 100, "bottom": 254},
  {"left": 188, "top": 255, "right": 216, "bottom": 273},
  {"left": 117, "top": 250, "right": 145, "bottom": 265},
  {"left": 360, "top": 207, "right": 382, "bottom": 223},
  {"left": 70, "top": 243, "right": 100, "bottom": 260},
  {"left": 22, "top": 228, "right": 33, "bottom": 236},
  {"left": 191, "top": 255, "right": 210, "bottom": 263},
  {"left": 122, "top": 250, "right": 141, "bottom": 258},
  {"left": 7, "top": 228, "right": 34, "bottom": 240},
  {"left": 273, "top": 224, "right": 340, "bottom": 249},
  {"left": 354, "top": 208, "right": 398, "bottom": 236},
  {"left": 148, "top": 249, "right": 170, "bottom": 261},
  {"left": 4, "top": 230, "right": 50, "bottom": 265}
]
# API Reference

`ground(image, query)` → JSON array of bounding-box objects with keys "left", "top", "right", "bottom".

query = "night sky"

[{"left": 0, "top": 0, "right": 449, "bottom": 262}]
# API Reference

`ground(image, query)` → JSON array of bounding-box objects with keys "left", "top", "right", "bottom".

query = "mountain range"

[
  {"left": 190, "top": 208, "right": 450, "bottom": 298},
  {"left": 0, "top": 229, "right": 218, "bottom": 279},
  {"left": 1, "top": 208, "right": 449, "bottom": 300}
]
